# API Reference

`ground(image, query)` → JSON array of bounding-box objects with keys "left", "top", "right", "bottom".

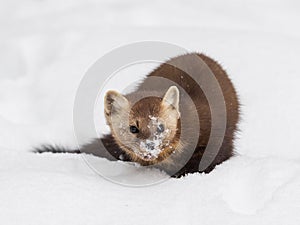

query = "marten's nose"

[{"left": 145, "top": 142, "right": 155, "bottom": 151}]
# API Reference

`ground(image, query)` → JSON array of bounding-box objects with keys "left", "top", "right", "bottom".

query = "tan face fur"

[{"left": 104, "top": 86, "right": 181, "bottom": 165}]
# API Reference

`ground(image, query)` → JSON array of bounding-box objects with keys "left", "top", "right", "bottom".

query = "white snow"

[{"left": 1, "top": 0, "right": 300, "bottom": 224}]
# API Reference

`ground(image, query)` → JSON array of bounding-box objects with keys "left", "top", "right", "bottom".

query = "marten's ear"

[
  {"left": 104, "top": 90, "right": 129, "bottom": 117},
  {"left": 162, "top": 86, "right": 180, "bottom": 113}
]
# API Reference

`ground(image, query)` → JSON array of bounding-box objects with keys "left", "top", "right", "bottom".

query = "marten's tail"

[
  {"left": 33, "top": 145, "right": 81, "bottom": 154},
  {"left": 33, "top": 135, "right": 130, "bottom": 162}
]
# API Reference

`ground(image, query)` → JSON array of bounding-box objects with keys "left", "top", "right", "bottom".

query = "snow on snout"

[
  {"left": 137, "top": 116, "right": 170, "bottom": 159},
  {"left": 140, "top": 139, "right": 162, "bottom": 159}
]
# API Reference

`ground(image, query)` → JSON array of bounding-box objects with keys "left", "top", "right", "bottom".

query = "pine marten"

[{"left": 35, "top": 53, "right": 240, "bottom": 178}]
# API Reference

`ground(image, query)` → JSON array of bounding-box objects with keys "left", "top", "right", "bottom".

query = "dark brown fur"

[{"left": 35, "top": 53, "right": 239, "bottom": 178}]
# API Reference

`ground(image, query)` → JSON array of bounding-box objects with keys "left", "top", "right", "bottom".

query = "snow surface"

[{"left": 1, "top": 0, "right": 300, "bottom": 224}]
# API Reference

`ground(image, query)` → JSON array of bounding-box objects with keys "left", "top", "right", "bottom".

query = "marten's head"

[{"left": 104, "top": 86, "right": 181, "bottom": 165}]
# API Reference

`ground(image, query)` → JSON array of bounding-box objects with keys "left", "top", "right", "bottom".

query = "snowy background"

[{"left": 1, "top": 0, "right": 300, "bottom": 224}]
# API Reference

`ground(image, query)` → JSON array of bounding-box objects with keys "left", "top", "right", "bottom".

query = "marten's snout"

[{"left": 144, "top": 142, "right": 155, "bottom": 151}]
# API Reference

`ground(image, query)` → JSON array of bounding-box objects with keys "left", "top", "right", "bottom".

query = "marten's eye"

[
  {"left": 130, "top": 126, "right": 139, "bottom": 134},
  {"left": 157, "top": 124, "right": 165, "bottom": 133}
]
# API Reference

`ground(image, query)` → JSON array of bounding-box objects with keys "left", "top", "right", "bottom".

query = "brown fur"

[
  {"left": 36, "top": 53, "right": 240, "bottom": 178},
  {"left": 102, "top": 53, "right": 239, "bottom": 177}
]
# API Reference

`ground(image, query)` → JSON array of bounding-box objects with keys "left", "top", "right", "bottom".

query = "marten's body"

[{"left": 36, "top": 53, "right": 239, "bottom": 178}]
